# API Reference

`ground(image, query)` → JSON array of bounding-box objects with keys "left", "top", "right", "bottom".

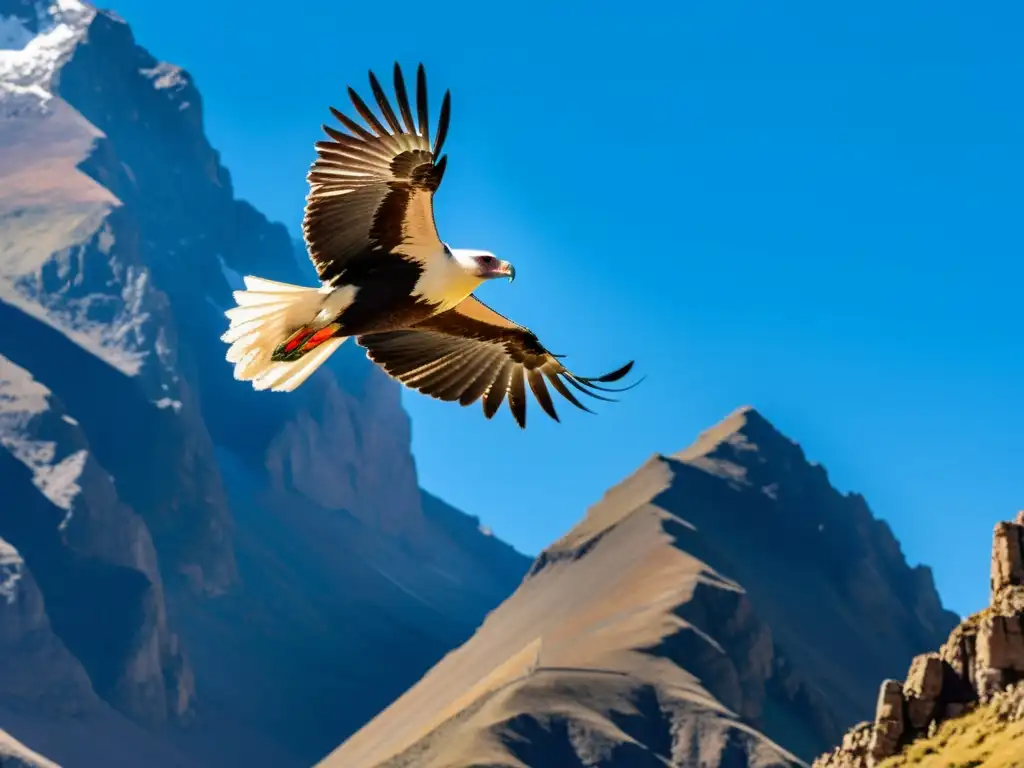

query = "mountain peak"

[
  {"left": 673, "top": 405, "right": 815, "bottom": 488},
  {"left": 0, "top": 0, "right": 94, "bottom": 109}
]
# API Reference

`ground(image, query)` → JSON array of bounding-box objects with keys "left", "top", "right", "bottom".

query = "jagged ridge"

[{"left": 320, "top": 406, "right": 957, "bottom": 767}]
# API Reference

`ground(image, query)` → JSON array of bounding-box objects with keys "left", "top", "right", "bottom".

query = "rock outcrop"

[
  {"left": 321, "top": 407, "right": 957, "bottom": 768},
  {"left": 0, "top": 534, "right": 99, "bottom": 717},
  {"left": 814, "top": 511, "right": 1024, "bottom": 768}
]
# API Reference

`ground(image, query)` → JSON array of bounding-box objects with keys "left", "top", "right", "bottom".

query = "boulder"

[
  {"left": 990, "top": 521, "right": 1024, "bottom": 598},
  {"left": 868, "top": 679, "right": 905, "bottom": 762},
  {"left": 903, "top": 653, "right": 945, "bottom": 729}
]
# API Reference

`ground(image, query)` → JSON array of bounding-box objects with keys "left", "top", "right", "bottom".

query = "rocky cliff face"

[
  {"left": 321, "top": 407, "right": 957, "bottom": 768},
  {"left": 814, "top": 512, "right": 1024, "bottom": 768},
  {"left": 0, "top": 2, "right": 531, "bottom": 766},
  {"left": 0, "top": 353, "right": 193, "bottom": 725}
]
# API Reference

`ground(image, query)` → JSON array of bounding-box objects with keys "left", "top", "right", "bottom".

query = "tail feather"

[{"left": 221, "top": 275, "right": 350, "bottom": 393}]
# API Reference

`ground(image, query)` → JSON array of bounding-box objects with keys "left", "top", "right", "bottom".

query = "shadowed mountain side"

[
  {"left": 665, "top": 407, "right": 959, "bottom": 728},
  {"left": 158, "top": 450, "right": 531, "bottom": 766},
  {"left": 321, "top": 407, "right": 957, "bottom": 768}
]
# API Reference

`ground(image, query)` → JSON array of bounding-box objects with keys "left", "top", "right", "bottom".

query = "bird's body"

[{"left": 222, "top": 63, "right": 636, "bottom": 427}]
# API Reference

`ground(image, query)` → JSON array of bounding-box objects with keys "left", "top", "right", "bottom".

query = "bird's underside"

[{"left": 221, "top": 62, "right": 639, "bottom": 427}]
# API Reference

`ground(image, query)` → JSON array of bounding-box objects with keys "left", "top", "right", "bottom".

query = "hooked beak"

[{"left": 499, "top": 260, "right": 516, "bottom": 283}]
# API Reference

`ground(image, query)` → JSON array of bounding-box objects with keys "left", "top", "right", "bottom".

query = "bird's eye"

[{"left": 480, "top": 256, "right": 494, "bottom": 264}]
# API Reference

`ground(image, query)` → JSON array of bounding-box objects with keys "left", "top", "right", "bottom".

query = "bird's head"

[{"left": 448, "top": 247, "right": 516, "bottom": 283}]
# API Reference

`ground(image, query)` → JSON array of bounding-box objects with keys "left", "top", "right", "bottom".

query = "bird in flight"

[{"left": 221, "top": 62, "right": 637, "bottom": 428}]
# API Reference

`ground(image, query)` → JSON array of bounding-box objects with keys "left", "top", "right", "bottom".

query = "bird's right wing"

[
  {"left": 301, "top": 63, "right": 452, "bottom": 285},
  {"left": 356, "top": 295, "right": 638, "bottom": 428}
]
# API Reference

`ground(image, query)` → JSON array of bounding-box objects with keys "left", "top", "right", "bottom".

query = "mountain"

[
  {"left": 0, "top": 2, "right": 530, "bottom": 766},
  {"left": 814, "top": 511, "right": 1024, "bottom": 768},
  {"left": 321, "top": 406, "right": 959, "bottom": 768},
  {"left": 0, "top": 4, "right": 964, "bottom": 768}
]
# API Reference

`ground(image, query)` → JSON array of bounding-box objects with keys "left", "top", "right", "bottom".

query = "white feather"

[
  {"left": 222, "top": 276, "right": 357, "bottom": 392},
  {"left": 252, "top": 338, "right": 346, "bottom": 392},
  {"left": 411, "top": 247, "right": 488, "bottom": 311}
]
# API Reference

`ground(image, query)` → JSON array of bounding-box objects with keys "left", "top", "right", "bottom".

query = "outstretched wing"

[
  {"left": 302, "top": 62, "right": 452, "bottom": 285},
  {"left": 355, "top": 296, "right": 638, "bottom": 428}
]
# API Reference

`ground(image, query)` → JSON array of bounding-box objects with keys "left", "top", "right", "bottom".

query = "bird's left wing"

[
  {"left": 356, "top": 296, "right": 637, "bottom": 428},
  {"left": 302, "top": 62, "right": 452, "bottom": 285}
]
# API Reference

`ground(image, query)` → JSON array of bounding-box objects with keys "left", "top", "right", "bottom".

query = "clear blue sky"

[{"left": 103, "top": 0, "right": 1021, "bottom": 619}]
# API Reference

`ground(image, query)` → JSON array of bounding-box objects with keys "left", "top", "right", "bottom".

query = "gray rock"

[
  {"left": 990, "top": 520, "right": 1024, "bottom": 599},
  {"left": 868, "top": 679, "right": 905, "bottom": 762}
]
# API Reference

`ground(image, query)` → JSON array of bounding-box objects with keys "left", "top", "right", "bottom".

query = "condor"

[{"left": 222, "top": 63, "right": 636, "bottom": 428}]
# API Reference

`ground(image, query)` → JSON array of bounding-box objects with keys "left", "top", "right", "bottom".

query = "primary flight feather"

[{"left": 221, "top": 62, "right": 637, "bottom": 428}]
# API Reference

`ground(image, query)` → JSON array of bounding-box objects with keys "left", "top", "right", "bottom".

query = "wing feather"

[
  {"left": 416, "top": 64, "right": 430, "bottom": 147},
  {"left": 393, "top": 63, "right": 417, "bottom": 134},
  {"left": 368, "top": 70, "right": 404, "bottom": 134},
  {"left": 484, "top": 362, "right": 515, "bottom": 419},
  {"left": 459, "top": 352, "right": 506, "bottom": 406},
  {"left": 527, "top": 368, "right": 560, "bottom": 422},
  {"left": 302, "top": 62, "right": 452, "bottom": 286},
  {"left": 433, "top": 91, "right": 452, "bottom": 157},
  {"left": 507, "top": 366, "right": 528, "bottom": 428},
  {"left": 347, "top": 87, "right": 389, "bottom": 137},
  {"left": 356, "top": 296, "right": 637, "bottom": 428}
]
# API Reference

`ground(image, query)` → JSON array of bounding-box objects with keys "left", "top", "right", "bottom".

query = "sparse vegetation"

[{"left": 876, "top": 694, "right": 1024, "bottom": 768}]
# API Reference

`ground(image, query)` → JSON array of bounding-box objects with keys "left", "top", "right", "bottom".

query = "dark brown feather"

[
  {"left": 416, "top": 63, "right": 430, "bottom": 145},
  {"left": 527, "top": 369, "right": 560, "bottom": 421},
  {"left": 328, "top": 106, "right": 376, "bottom": 141},
  {"left": 507, "top": 366, "right": 527, "bottom": 428},
  {"left": 392, "top": 62, "right": 417, "bottom": 134},
  {"left": 459, "top": 354, "right": 506, "bottom": 406},
  {"left": 368, "top": 70, "right": 403, "bottom": 134},
  {"left": 347, "top": 87, "right": 388, "bottom": 137},
  {"left": 433, "top": 91, "right": 451, "bottom": 157},
  {"left": 484, "top": 362, "right": 514, "bottom": 419},
  {"left": 302, "top": 63, "right": 451, "bottom": 286},
  {"left": 355, "top": 295, "right": 637, "bottom": 428}
]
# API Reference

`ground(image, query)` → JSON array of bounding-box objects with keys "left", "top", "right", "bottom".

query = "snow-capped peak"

[{"left": 0, "top": 0, "right": 94, "bottom": 106}]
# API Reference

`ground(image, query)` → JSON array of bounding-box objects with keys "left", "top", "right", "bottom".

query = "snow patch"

[
  {"left": 153, "top": 397, "right": 182, "bottom": 413},
  {"left": 40, "top": 449, "right": 87, "bottom": 518},
  {"left": 0, "top": 0, "right": 94, "bottom": 107},
  {"left": 61, "top": 414, "right": 77, "bottom": 426},
  {"left": 0, "top": 355, "right": 50, "bottom": 416},
  {"left": 7, "top": 257, "right": 154, "bottom": 377},
  {"left": 1, "top": 434, "right": 88, "bottom": 522},
  {"left": 0, "top": 536, "right": 24, "bottom": 605},
  {"left": 0, "top": 287, "right": 147, "bottom": 377},
  {"left": 140, "top": 61, "right": 188, "bottom": 92}
]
